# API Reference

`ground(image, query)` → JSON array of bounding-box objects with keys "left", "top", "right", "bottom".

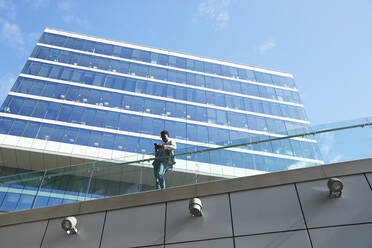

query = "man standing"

[{"left": 152, "top": 130, "right": 176, "bottom": 189}]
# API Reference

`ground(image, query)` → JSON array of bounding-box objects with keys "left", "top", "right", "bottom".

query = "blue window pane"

[
  {"left": 19, "top": 99, "right": 36, "bottom": 116},
  {"left": 45, "top": 102, "right": 61, "bottom": 120},
  {"left": 187, "top": 124, "right": 197, "bottom": 141},
  {"left": 175, "top": 122, "right": 186, "bottom": 140},
  {"left": 241, "top": 83, "right": 259, "bottom": 97},
  {"left": 154, "top": 84, "right": 166, "bottom": 97},
  {"left": 82, "top": 109, "right": 96, "bottom": 126},
  {"left": 164, "top": 121, "right": 176, "bottom": 138},
  {"left": 38, "top": 64, "right": 52, "bottom": 77},
  {"left": 176, "top": 87, "right": 186, "bottom": 100},
  {"left": 17, "top": 78, "right": 33, "bottom": 94},
  {"left": 113, "top": 134, "right": 126, "bottom": 151},
  {"left": 63, "top": 127, "right": 78, "bottom": 144},
  {"left": 29, "top": 80, "right": 46, "bottom": 95},
  {"left": 207, "top": 108, "right": 217, "bottom": 124},
  {"left": 77, "top": 88, "right": 90, "bottom": 103},
  {"left": 71, "top": 69, "right": 84, "bottom": 82},
  {"left": 136, "top": 80, "right": 147, "bottom": 94},
  {"left": 64, "top": 37, "right": 76, "bottom": 48},
  {"left": 23, "top": 122, "right": 40, "bottom": 138},
  {"left": 88, "top": 131, "right": 102, "bottom": 147},
  {"left": 32, "top": 101, "right": 48, "bottom": 118},
  {"left": 37, "top": 123, "right": 54, "bottom": 140},
  {"left": 152, "top": 119, "right": 164, "bottom": 136},
  {"left": 92, "top": 73, "right": 105, "bottom": 87},
  {"left": 126, "top": 136, "right": 139, "bottom": 153},
  {"left": 15, "top": 194, "right": 34, "bottom": 211},
  {"left": 208, "top": 127, "right": 218, "bottom": 144},
  {"left": 65, "top": 86, "right": 79, "bottom": 101},
  {"left": 118, "top": 114, "right": 130, "bottom": 131},
  {"left": 0, "top": 118, "right": 13, "bottom": 134},
  {"left": 9, "top": 97, "right": 24, "bottom": 114},
  {"left": 9, "top": 119, "right": 27, "bottom": 136},
  {"left": 166, "top": 85, "right": 176, "bottom": 99},
  {"left": 139, "top": 138, "right": 152, "bottom": 154},
  {"left": 149, "top": 67, "right": 167, "bottom": 80},
  {"left": 158, "top": 54, "right": 169, "bottom": 66},
  {"left": 33, "top": 195, "right": 48, "bottom": 209},
  {"left": 195, "top": 107, "right": 207, "bottom": 122},
  {"left": 47, "top": 197, "right": 63, "bottom": 207},
  {"left": 84, "top": 40, "right": 96, "bottom": 53},
  {"left": 228, "top": 112, "right": 248, "bottom": 128},
  {"left": 123, "top": 78, "right": 136, "bottom": 92},
  {"left": 175, "top": 103, "right": 186, "bottom": 119},
  {"left": 129, "top": 116, "right": 141, "bottom": 133},
  {"left": 76, "top": 129, "right": 90, "bottom": 145},
  {"left": 141, "top": 117, "right": 153, "bottom": 134},
  {"left": 1, "top": 193, "right": 20, "bottom": 211},
  {"left": 216, "top": 110, "right": 227, "bottom": 126},
  {"left": 196, "top": 126, "right": 208, "bottom": 143},
  {"left": 58, "top": 50, "right": 70, "bottom": 63},
  {"left": 72, "top": 38, "right": 85, "bottom": 50},
  {"left": 53, "top": 84, "right": 68, "bottom": 100},
  {"left": 215, "top": 93, "right": 225, "bottom": 107},
  {"left": 82, "top": 71, "right": 95, "bottom": 85},
  {"left": 102, "top": 133, "right": 115, "bottom": 149},
  {"left": 106, "top": 112, "right": 119, "bottom": 129},
  {"left": 41, "top": 82, "right": 57, "bottom": 97},
  {"left": 87, "top": 89, "right": 100, "bottom": 105},
  {"left": 195, "top": 90, "right": 206, "bottom": 104},
  {"left": 50, "top": 125, "right": 65, "bottom": 142},
  {"left": 49, "top": 66, "right": 62, "bottom": 79},
  {"left": 94, "top": 110, "right": 107, "bottom": 127},
  {"left": 70, "top": 106, "right": 85, "bottom": 124}
]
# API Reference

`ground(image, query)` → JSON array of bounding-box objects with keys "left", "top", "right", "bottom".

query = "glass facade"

[
  {"left": 0, "top": 29, "right": 322, "bottom": 168},
  {"left": 0, "top": 28, "right": 324, "bottom": 212}
]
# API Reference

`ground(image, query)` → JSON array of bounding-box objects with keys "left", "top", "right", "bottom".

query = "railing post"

[
  {"left": 85, "top": 162, "right": 96, "bottom": 200},
  {"left": 30, "top": 170, "right": 47, "bottom": 209}
]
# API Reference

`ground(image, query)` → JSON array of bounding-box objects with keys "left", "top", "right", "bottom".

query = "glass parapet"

[{"left": 0, "top": 117, "right": 372, "bottom": 212}]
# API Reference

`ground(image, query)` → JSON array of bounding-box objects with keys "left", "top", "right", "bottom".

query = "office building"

[{"left": 0, "top": 28, "right": 323, "bottom": 211}]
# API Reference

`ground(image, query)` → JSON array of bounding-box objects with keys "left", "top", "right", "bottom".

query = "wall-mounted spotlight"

[
  {"left": 189, "top": 198, "right": 203, "bottom": 217},
  {"left": 327, "top": 178, "right": 343, "bottom": 198},
  {"left": 61, "top": 216, "right": 78, "bottom": 235}
]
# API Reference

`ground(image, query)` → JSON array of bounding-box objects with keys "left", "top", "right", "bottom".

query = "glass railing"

[{"left": 0, "top": 117, "right": 371, "bottom": 212}]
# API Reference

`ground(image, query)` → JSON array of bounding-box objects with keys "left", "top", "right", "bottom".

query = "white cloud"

[
  {"left": 0, "top": 0, "right": 16, "bottom": 19},
  {"left": 196, "top": 0, "right": 231, "bottom": 29},
  {"left": 0, "top": 73, "right": 16, "bottom": 104},
  {"left": 0, "top": 20, "right": 24, "bottom": 48},
  {"left": 259, "top": 40, "right": 276, "bottom": 54}
]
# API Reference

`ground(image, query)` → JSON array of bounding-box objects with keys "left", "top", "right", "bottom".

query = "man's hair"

[{"left": 161, "top": 130, "right": 169, "bottom": 136}]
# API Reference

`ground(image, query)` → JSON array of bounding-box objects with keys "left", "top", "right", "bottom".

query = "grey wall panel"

[
  {"left": 165, "top": 238, "right": 233, "bottom": 248},
  {"left": 235, "top": 230, "right": 311, "bottom": 248},
  {"left": 41, "top": 212, "right": 105, "bottom": 248},
  {"left": 165, "top": 194, "right": 232, "bottom": 243},
  {"left": 365, "top": 173, "right": 372, "bottom": 190},
  {"left": 230, "top": 184, "right": 305, "bottom": 236},
  {"left": 309, "top": 223, "right": 372, "bottom": 248},
  {"left": 138, "top": 246, "right": 163, "bottom": 248},
  {"left": 0, "top": 220, "right": 47, "bottom": 248},
  {"left": 296, "top": 175, "right": 372, "bottom": 228},
  {"left": 101, "top": 203, "right": 165, "bottom": 248}
]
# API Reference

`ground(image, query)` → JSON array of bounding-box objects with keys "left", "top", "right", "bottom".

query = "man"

[{"left": 152, "top": 130, "right": 176, "bottom": 189}]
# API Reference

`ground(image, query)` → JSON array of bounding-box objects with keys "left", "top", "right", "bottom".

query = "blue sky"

[{"left": 0, "top": 0, "right": 371, "bottom": 125}]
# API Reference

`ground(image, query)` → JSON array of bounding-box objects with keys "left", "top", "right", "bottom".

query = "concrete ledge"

[{"left": 0, "top": 158, "right": 371, "bottom": 227}]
